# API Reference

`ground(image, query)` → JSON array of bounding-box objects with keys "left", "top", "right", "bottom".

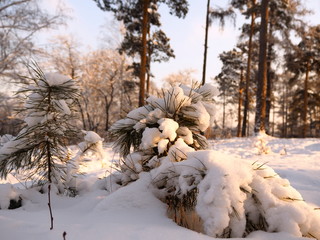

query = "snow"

[
  {"left": 185, "top": 101, "right": 211, "bottom": 132},
  {"left": 140, "top": 127, "right": 161, "bottom": 149},
  {"left": 158, "top": 118, "right": 179, "bottom": 141},
  {"left": 0, "top": 137, "right": 319, "bottom": 240},
  {"left": 44, "top": 72, "right": 70, "bottom": 86},
  {"left": 167, "top": 137, "right": 195, "bottom": 161},
  {"left": 0, "top": 137, "right": 26, "bottom": 155},
  {"left": 53, "top": 99, "right": 71, "bottom": 115},
  {"left": 0, "top": 183, "right": 19, "bottom": 209},
  {"left": 83, "top": 131, "right": 104, "bottom": 143}
]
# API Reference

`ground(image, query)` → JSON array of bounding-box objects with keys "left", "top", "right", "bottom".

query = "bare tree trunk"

[
  {"left": 302, "top": 59, "right": 310, "bottom": 137},
  {"left": 201, "top": 0, "right": 211, "bottom": 85},
  {"left": 272, "top": 104, "right": 275, "bottom": 136},
  {"left": 76, "top": 99, "right": 87, "bottom": 130},
  {"left": 265, "top": 13, "right": 274, "bottom": 134},
  {"left": 104, "top": 83, "right": 114, "bottom": 131},
  {"left": 242, "top": 0, "right": 256, "bottom": 137},
  {"left": 281, "top": 82, "right": 286, "bottom": 137},
  {"left": 237, "top": 68, "right": 244, "bottom": 137},
  {"left": 222, "top": 93, "right": 226, "bottom": 130},
  {"left": 254, "top": 0, "right": 269, "bottom": 134},
  {"left": 146, "top": 26, "right": 151, "bottom": 96},
  {"left": 284, "top": 82, "right": 288, "bottom": 137},
  {"left": 139, "top": 0, "right": 149, "bottom": 106}
]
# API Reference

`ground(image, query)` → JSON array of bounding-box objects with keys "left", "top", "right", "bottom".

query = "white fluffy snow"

[
  {"left": 158, "top": 118, "right": 179, "bottom": 141},
  {"left": 0, "top": 137, "right": 319, "bottom": 240},
  {"left": 44, "top": 72, "right": 71, "bottom": 86},
  {"left": 140, "top": 127, "right": 161, "bottom": 149}
]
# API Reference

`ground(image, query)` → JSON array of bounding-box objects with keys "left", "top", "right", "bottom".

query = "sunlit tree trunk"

[
  {"left": 202, "top": 0, "right": 210, "bottom": 85},
  {"left": 254, "top": 0, "right": 269, "bottom": 134},
  {"left": 265, "top": 12, "right": 274, "bottom": 134},
  {"left": 242, "top": 0, "right": 256, "bottom": 137},
  {"left": 146, "top": 24, "right": 151, "bottom": 96},
  {"left": 139, "top": 0, "right": 149, "bottom": 106},
  {"left": 237, "top": 68, "right": 244, "bottom": 137},
  {"left": 222, "top": 93, "right": 226, "bottom": 130},
  {"left": 302, "top": 59, "right": 310, "bottom": 137}
]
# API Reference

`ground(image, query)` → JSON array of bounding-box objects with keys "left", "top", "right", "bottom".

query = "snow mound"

[
  {"left": 0, "top": 184, "right": 20, "bottom": 209},
  {"left": 151, "top": 150, "right": 320, "bottom": 238}
]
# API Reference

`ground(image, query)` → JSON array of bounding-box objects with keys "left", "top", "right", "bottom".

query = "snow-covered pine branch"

[
  {"left": 109, "top": 83, "right": 217, "bottom": 184},
  {"left": 0, "top": 63, "right": 79, "bottom": 192}
]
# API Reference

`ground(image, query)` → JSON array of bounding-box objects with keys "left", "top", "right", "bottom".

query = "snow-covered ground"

[{"left": 0, "top": 137, "right": 319, "bottom": 240}]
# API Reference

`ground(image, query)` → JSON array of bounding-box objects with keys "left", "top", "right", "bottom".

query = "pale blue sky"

[{"left": 40, "top": 0, "right": 320, "bottom": 86}]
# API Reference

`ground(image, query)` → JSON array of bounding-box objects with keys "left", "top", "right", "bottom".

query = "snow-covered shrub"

[
  {"left": 78, "top": 131, "right": 107, "bottom": 166},
  {"left": 253, "top": 131, "right": 272, "bottom": 154},
  {"left": 110, "top": 83, "right": 217, "bottom": 184},
  {"left": 65, "top": 131, "right": 108, "bottom": 195},
  {"left": 151, "top": 151, "right": 320, "bottom": 238},
  {"left": 0, "top": 183, "right": 21, "bottom": 209},
  {"left": 110, "top": 83, "right": 320, "bottom": 239}
]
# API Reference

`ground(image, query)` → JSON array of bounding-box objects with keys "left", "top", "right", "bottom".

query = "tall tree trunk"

[
  {"left": 201, "top": 0, "right": 210, "bottom": 85},
  {"left": 254, "top": 0, "right": 269, "bottom": 134},
  {"left": 104, "top": 83, "right": 114, "bottom": 131},
  {"left": 272, "top": 104, "right": 275, "bottom": 136},
  {"left": 302, "top": 59, "right": 310, "bottom": 137},
  {"left": 76, "top": 99, "right": 87, "bottom": 130},
  {"left": 281, "top": 81, "right": 286, "bottom": 137},
  {"left": 284, "top": 82, "right": 288, "bottom": 137},
  {"left": 139, "top": 0, "right": 149, "bottom": 106},
  {"left": 242, "top": 0, "right": 256, "bottom": 137},
  {"left": 146, "top": 25, "right": 151, "bottom": 96},
  {"left": 237, "top": 68, "right": 244, "bottom": 137},
  {"left": 265, "top": 12, "right": 274, "bottom": 134},
  {"left": 222, "top": 93, "right": 226, "bottom": 130}
]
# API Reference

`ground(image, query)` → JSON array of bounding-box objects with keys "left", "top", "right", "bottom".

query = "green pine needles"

[
  {"left": 110, "top": 83, "right": 216, "bottom": 184},
  {"left": 0, "top": 63, "right": 79, "bottom": 229}
]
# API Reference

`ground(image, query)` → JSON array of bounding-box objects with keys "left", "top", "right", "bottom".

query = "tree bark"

[
  {"left": 146, "top": 26, "right": 151, "bottom": 95},
  {"left": 104, "top": 82, "right": 114, "bottom": 131},
  {"left": 222, "top": 93, "right": 226, "bottom": 130},
  {"left": 254, "top": 0, "right": 269, "bottom": 134},
  {"left": 237, "top": 68, "right": 244, "bottom": 137},
  {"left": 201, "top": 0, "right": 211, "bottom": 86},
  {"left": 242, "top": 0, "right": 256, "bottom": 137},
  {"left": 76, "top": 99, "right": 87, "bottom": 130},
  {"left": 302, "top": 59, "right": 310, "bottom": 137},
  {"left": 139, "top": 0, "right": 149, "bottom": 106},
  {"left": 265, "top": 12, "right": 274, "bottom": 134}
]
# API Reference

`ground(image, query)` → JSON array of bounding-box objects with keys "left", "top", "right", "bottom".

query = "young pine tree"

[{"left": 0, "top": 64, "right": 79, "bottom": 229}]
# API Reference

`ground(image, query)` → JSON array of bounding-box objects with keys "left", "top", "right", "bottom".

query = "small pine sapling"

[
  {"left": 0, "top": 64, "right": 79, "bottom": 229},
  {"left": 109, "top": 83, "right": 217, "bottom": 184}
]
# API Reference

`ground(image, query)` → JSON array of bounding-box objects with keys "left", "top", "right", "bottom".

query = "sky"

[{"left": 40, "top": 0, "right": 320, "bottom": 87}]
